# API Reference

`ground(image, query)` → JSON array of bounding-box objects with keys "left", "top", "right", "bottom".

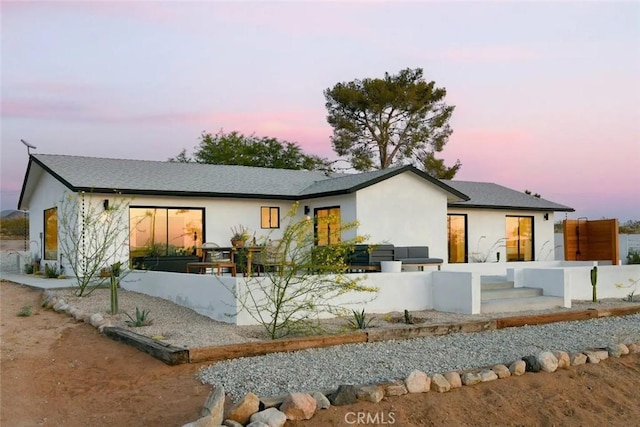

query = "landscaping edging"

[
  {"left": 40, "top": 290, "right": 640, "bottom": 366},
  {"left": 183, "top": 344, "right": 640, "bottom": 427}
]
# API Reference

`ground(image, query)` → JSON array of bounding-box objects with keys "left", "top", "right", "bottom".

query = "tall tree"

[
  {"left": 422, "top": 152, "right": 462, "bottom": 179},
  {"left": 324, "top": 67, "right": 459, "bottom": 174},
  {"left": 170, "top": 130, "right": 330, "bottom": 171}
]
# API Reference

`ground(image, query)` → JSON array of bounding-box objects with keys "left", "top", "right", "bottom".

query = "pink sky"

[{"left": 1, "top": 1, "right": 638, "bottom": 221}]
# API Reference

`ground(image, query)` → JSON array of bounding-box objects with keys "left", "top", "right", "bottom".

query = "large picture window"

[
  {"left": 447, "top": 214, "right": 467, "bottom": 263},
  {"left": 129, "top": 207, "right": 204, "bottom": 259},
  {"left": 506, "top": 216, "right": 534, "bottom": 262},
  {"left": 44, "top": 207, "right": 58, "bottom": 260},
  {"left": 315, "top": 207, "right": 341, "bottom": 246}
]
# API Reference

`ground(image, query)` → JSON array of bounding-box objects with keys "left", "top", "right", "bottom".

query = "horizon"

[{"left": 1, "top": 1, "right": 638, "bottom": 221}]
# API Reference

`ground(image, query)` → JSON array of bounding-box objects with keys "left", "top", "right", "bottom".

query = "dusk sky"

[{"left": 1, "top": 1, "right": 638, "bottom": 221}]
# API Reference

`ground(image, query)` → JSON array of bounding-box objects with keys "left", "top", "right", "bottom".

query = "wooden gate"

[{"left": 563, "top": 219, "right": 619, "bottom": 264}]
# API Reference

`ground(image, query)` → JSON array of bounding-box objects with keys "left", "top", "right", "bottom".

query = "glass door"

[{"left": 506, "top": 216, "right": 533, "bottom": 261}]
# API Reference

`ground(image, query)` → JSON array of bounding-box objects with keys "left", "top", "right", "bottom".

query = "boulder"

[
  {"left": 382, "top": 381, "right": 408, "bottom": 397},
  {"left": 536, "top": 351, "right": 559, "bottom": 373},
  {"left": 279, "top": 393, "right": 316, "bottom": 420},
  {"left": 509, "top": 360, "right": 526, "bottom": 376},
  {"left": 461, "top": 372, "right": 482, "bottom": 386},
  {"left": 553, "top": 351, "right": 571, "bottom": 369},
  {"left": 522, "top": 355, "right": 541, "bottom": 372},
  {"left": 226, "top": 392, "right": 259, "bottom": 425},
  {"left": 443, "top": 371, "right": 462, "bottom": 388},
  {"left": 201, "top": 385, "right": 225, "bottom": 425},
  {"left": 480, "top": 370, "right": 498, "bottom": 382},
  {"left": 356, "top": 385, "right": 384, "bottom": 403},
  {"left": 570, "top": 353, "right": 588, "bottom": 366},
  {"left": 491, "top": 364, "right": 511, "bottom": 379},
  {"left": 310, "top": 391, "right": 330, "bottom": 409},
  {"left": 607, "top": 344, "right": 628, "bottom": 358},
  {"left": 249, "top": 408, "right": 287, "bottom": 427},
  {"left": 328, "top": 385, "right": 357, "bottom": 406},
  {"left": 405, "top": 370, "right": 430, "bottom": 393},
  {"left": 430, "top": 374, "right": 451, "bottom": 393},
  {"left": 584, "top": 351, "right": 601, "bottom": 364},
  {"left": 627, "top": 343, "right": 640, "bottom": 354},
  {"left": 223, "top": 420, "right": 244, "bottom": 427},
  {"left": 89, "top": 313, "right": 105, "bottom": 328}
]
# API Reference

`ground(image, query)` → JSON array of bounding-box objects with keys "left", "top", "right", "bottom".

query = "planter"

[
  {"left": 380, "top": 261, "right": 402, "bottom": 273},
  {"left": 231, "top": 239, "right": 246, "bottom": 248}
]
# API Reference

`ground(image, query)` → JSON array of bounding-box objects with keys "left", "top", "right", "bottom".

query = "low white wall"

[
  {"left": 120, "top": 271, "right": 239, "bottom": 323},
  {"left": 564, "top": 265, "right": 640, "bottom": 300},
  {"left": 522, "top": 269, "right": 571, "bottom": 307},
  {"left": 432, "top": 271, "right": 480, "bottom": 315}
]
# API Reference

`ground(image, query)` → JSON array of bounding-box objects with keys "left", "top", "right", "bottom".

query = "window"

[
  {"left": 129, "top": 207, "right": 204, "bottom": 259},
  {"left": 261, "top": 206, "right": 280, "bottom": 229},
  {"left": 315, "top": 207, "right": 341, "bottom": 245},
  {"left": 506, "top": 216, "right": 534, "bottom": 262},
  {"left": 44, "top": 207, "right": 58, "bottom": 260},
  {"left": 447, "top": 214, "right": 467, "bottom": 263}
]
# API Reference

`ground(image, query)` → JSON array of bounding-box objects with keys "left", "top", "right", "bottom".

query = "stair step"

[
  {"left": 481, "top": 281, "right": 514, "bottom": 291},
  {"left": 481, "top": 287, "right": 542, "bottom": 300},
  {"left": 481, "top": 296, "right": 564, "bottom": 314}
]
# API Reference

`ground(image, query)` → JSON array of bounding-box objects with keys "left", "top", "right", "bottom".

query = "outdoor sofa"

[{"left": 346, "top": 244, "right": 443, "bottom": 272}]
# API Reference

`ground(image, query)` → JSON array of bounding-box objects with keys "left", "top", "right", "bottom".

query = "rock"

[
  {"left": 201, "top": 385, "right": 225, "bottom": 425},
  {"left": 356, "top": 385, "right": 384, "bottom": 403},
  {"left": 182, "top": 415, "right": 217, "bottom": 427},
  {"left": 382, "top": 380, "right": 408, "bottom": 397},
  {"left": 405, "top": 370, "right": 430, "bottom": 393},
  {"left": 627, "top": 343, "right": 640, "bottom": 354},
  {"left": 553, "top": 351, "right": 571, "bottom": 369},
  {"left": 249, "top": 408, "right": 287, "bottom": 427},
  {"left": 522, "top": 355, "right": 541, "bottom": 373},
  {"left": 226, "top": 392, "right": 260, "bottom": 425},
  {"left": 492, "top": 364, "right": 511, "bottom": 379},
  {"left": 430, "top": 374, "right": 451, "bottom": 393},
  {"left": 461, "top": 372, "right": 482, "bottom": 386},
  {"left": 328, "top": 385, "right": 357, "bottom": 406},
  {"left": 89, "top": 313, "right": 104, "bottom": 328},
  {"left": 310, "top": 391, "right": 330, "bottom": 409},
  {"left": 536, "top": 351, "right": 559, "bottom": 373},
  {"left": 479, "top": 370, "right": 498, "bottom": 382},
  {"left": 509, "top": 360, "right": 526, "bottom": 376},
  {"left": 246, "top": 422, "right": 270, "bottom": 427},
  {"left": 53, "top": 300, "right": 68, "bottom": 312},
  {"left": 444, "top": 371, "right": 462, "bottom": 388},
  {"left": 570, "top": 353, "right": 588, "bottom": 366},
  {"left": 279, "top": 393, "right": 316, "bottom": 420},
  {"left": 584, "top": 351, "right": 600, "bottom": 364},
  {"left": 607, "top": 344, "right": 628, "bottom": 358},
  {"left": 223, "top": 420, "right": 244, "bottom": 427},
  {"left": 594, "top": 350, "right": 609, "bottom": 360}
]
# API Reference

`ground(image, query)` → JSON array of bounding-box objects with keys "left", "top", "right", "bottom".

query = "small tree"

[
  {"left": 57, "top": 192, "right": 131, "bottom": 297},
  {"left": 231, "top": 204, "right": 378, "bottom": 339}
]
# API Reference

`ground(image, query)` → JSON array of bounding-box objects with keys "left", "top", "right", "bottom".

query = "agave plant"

[{"left": 124, "top": 307, "right": 153, "bottom": 327}]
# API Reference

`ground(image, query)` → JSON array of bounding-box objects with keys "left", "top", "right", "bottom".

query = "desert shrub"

[
  {"left": 0, "top": 216, "right": 29, "bottom": 237},
  {"left": 627, "top": 250, "right": 640, "bottom": 265}
]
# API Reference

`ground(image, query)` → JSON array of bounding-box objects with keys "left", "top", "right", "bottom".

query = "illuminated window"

[
  {"left": 261, "top": 206, "right": 280, "bottom": 229},
  {"left": 44, "top": 207, "right": 58, "bottom": 260},
  {"left": 447, "top": 214, "right": 467, "bottom": 263},
  {"left": 315, "top": 207, "right": 341, "bottom": 246},
  {"left": 506, "top": 216, "right": 534, "bottom": 262},
  {"left": 129, "top": 207, "right": 204, "bottom": 259}
]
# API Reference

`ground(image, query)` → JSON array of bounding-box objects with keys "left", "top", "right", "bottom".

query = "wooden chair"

[
  {"left": 187, "top": 242, "right": 236, "bottom": 276},
  {"left": 252, "top": 240, "right": 290, "bottom": 276}
]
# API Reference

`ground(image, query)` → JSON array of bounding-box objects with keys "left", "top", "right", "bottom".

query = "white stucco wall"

[
  {"left": 447, "top": 208, "right": 557, "bottom": 264},
  {"left": 356, "top": 172, "right": 449, "bottom": 260}
]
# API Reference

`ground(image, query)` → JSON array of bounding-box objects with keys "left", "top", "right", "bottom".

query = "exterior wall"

[
  {"left": 296, "top": 194, "right": 358, "bottom": 241},
  {"left": 447, "top": 208, "right": 557, "bottom": 264},
  {"left": 356, "top": 172, "right": 449, "bottom": 260},
  {"left": 556, "top": 232, "right": 640, "bottom": 265}
]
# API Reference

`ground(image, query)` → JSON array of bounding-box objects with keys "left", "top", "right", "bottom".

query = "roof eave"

[{"left": 448, "top": 203, "right": 575, "bottom": 212}]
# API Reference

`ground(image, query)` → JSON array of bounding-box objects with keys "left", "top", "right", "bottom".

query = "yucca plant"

[
  {"left": 124, "top": 307, "right": 153, "bottom": 327},
  {"left": 17, "top": 305, "right": 32, "bottom": 317},
  {"left": 347, "top": 308, "right": 373, "bottom": 330}
]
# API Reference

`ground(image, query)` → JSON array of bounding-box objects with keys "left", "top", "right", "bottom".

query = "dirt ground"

[{"left": 2, "top": 280, "right": 640, "bottom": 427}]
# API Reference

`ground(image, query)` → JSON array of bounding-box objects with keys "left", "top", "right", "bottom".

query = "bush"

[
  {"left": 0, "top": 216, "right": 29, "bottom": 237},
  {"left": 627, "top": 250, "right": 640, "bottom": 265}
]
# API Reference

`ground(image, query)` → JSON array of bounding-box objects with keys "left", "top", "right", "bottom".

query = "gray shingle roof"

[{"left": 443, "top": 180, "right": 574, "bottom": 212}]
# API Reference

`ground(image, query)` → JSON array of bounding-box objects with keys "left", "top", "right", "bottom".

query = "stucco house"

[{"left": 18, "top": 154, "right": 574, "bottom": 274}]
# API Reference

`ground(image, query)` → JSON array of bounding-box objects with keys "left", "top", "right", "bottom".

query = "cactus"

[
  {"left": 590, "top": 266, "right": 598, "bottom": 302},
  {"left": 110, "top": 262, "right": 122, "bottom": 314}
]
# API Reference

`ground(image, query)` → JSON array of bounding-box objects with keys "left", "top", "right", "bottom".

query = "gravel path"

[{"left": 198, "top": 314, "right": 640, "bottom": 400}]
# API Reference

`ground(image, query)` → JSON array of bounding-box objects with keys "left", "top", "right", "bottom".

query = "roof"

[
  {"left": 443, "top": 180, "right": 574, "bottom": 212},
  {"left": 18, "top": 154, "right": 468, "bottom": 208}
]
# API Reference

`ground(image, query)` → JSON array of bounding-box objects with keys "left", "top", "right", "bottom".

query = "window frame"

[
  {"left": 260, "top": 206, "right": 280, "bottom": 229},
  {"left": 314, "top": 206, "right": 341, "bottom": 246},
  {"left": 43, "top": 207, "right": 58, "bottom": 261},
  {"left": 505, "top": 215, "right": 535, "bottom": 262},
  {"left": 447, "top": 213, "right": 468, "bottom": 263}
]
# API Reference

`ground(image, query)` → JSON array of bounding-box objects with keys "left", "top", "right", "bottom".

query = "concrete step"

[
  {"left": 481, "top": 281, "right": 514, "bottom": 291},
  {"left": 480, "top": 275, "right": 508, "bottom": 284},
  {"left": 481, "top": 287, "right": 542, "bottom": 300},
  {"left": 481, "top": 296, "right": 565, "bottom": 314}
]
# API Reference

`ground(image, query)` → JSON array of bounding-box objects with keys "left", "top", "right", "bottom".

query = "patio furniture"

[
  {"left": 393, "top": 246, "right": 443, "bottom": 270},
  {"left": 252, "top": 240, "right": 291, "bottom": 276},
  {"left": 346, "top": 244, "right": 394, "bottom": 272},
  {"left": 186, "top": 243, "right": 237, "bottom": 276}
]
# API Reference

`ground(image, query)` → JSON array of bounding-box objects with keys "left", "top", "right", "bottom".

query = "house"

[{"left": 18, "top": 154, "right": 573, "bottom": 273}]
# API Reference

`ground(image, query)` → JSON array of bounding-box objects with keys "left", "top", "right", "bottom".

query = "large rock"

[
  {"left": 553, "top": 351, "right": 571, "bottom": 369},
  {"left": 443, "top": 371, "right": 462, "bottom": 388},
  {"left": 249, "top": 408, "right": 287, "bottom": 427},
  {"left": 382, "top": 381, "right": 408, "bottom": 397},
  {"left": 356, "top": 385, "right": 384, "bottom": 403},
  {"left": 628, "top": 343, "right": 640, "bottom": 354},
  {"left": 492, "top": 364, "right": 510, "bottom": 379},
  {"left": 509, "top": 360, "right": 526, "bottom": 376},
  {"left": 223, "top": 420, "right": 244, "bottom": 427},
  {"left": 89, "top": 313, "right": 104, "bottom": 328},
  {"left": 570, "top": 353, "right": 588, "bottom": 366},
  {"left": 430, "top": 374, "right": 451, "bottom": 393},
  {"left": 584, "top": 351, "right": 601, "bottom": 364},
  {"left": 201, "top": 385, "right": 225, "bottom": 425},
  {"left": 405, "top": 370, "right": 430, "bottom": 393},
  {"left": 53, "top": 300, "right": 68, "bottom": 312},
  {"left": 310, "top": 391, "right": 330, "bottom": 409},
  {"left": 536, "top": 351, "right": 559, "bottom": 373},
  {"left": 461, "top": 372, "right": 482, "bottom": 386},
  {"left": 328, "top": 385, "right": 357, "bottom": 406},
  {"left": 479, "top": 370, "right": 498, "bottom": 382},
  {"left": 279, "top": 393, "right": 316, "bottom": 421},
  {"left": 522, "top": 355, "right": 541, "bottom": 372},
  {"left": 607, "top": 344, "right": 628, "bottom": 358},
  {"left": 226, "top": 392, "right": 260, "bottom": 425},
  {"left": 246, "top": 422, "right": 270, "bottom": 427}
]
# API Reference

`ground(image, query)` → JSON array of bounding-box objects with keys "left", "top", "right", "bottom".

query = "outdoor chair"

[
  {"left": 186, "top": 242, "right": 236, "bottom": 276},
  {"left": 252, "top": 240, "right": 290, "bottom": 276}
]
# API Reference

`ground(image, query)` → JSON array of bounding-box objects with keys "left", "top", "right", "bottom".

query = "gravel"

[{"left": 198, "top": 314, "right": 640, "bottom": 400}]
